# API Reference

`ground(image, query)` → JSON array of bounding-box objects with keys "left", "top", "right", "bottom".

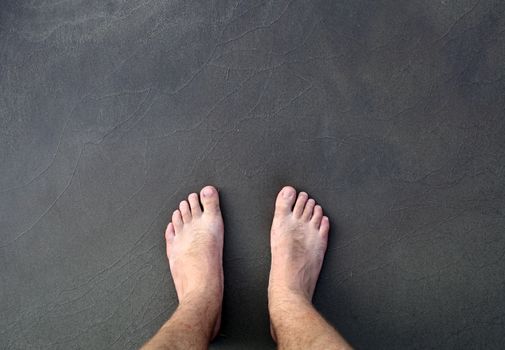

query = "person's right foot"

[{"left": 268, "top": 185, "right": 330, "bottom": 304}]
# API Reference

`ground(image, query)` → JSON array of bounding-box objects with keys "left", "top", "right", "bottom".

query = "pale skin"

[{"left": 141, "top": 185, "right": 352, "bottom": 350}]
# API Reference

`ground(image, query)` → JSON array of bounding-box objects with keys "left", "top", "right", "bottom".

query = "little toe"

[
  {"left": 200, "top": 185, "right": 221, "bottom": 215},
  {"left": 293, "top": 192, "right": 308, "bottom": 217},
  {"left": 274, "top": 186, "right": 297, "bottom": 216},
  {"left": 302, "top": 198, "right": 316, "bottom": 220},
  {"left": 311, "top": 205, "right": 323, "bottom": 227},
  {"left": 172, "top": 209, "right": 183, "bottom": 231},
  {"left": 179, "top": 200, "right": 191, "bottom": 223},
  {"left": 188, "top": 193, "right": 202, "bottom": 216},
  {"left": 319, "top": 216, "right": 330, "bottom": 237},
  {"left": 165, "top": 222, "right": 175, "bottom": 257}
]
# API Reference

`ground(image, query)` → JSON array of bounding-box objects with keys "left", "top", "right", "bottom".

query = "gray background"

[{"left": 1, "top": 0, "right": 505, "bottom": 349}]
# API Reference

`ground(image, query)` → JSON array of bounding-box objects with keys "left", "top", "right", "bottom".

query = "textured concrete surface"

[{"left": 1, "top": 1, "right": 505, "bottom": 349}]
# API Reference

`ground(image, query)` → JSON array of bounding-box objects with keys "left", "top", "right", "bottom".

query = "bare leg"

[
  {"left": 268, "top": 186, "right": 353, "bottom": 350},
  {"left": 141, "top": 186, "right": 223, "bottom": 350}
]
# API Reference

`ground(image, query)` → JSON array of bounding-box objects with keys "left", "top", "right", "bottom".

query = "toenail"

[
  {"left": 283, "top": 187, "right": 294, "bottom": 198},
  {"left": 203, "top": 187, "right": 214, "bottom": 197}
]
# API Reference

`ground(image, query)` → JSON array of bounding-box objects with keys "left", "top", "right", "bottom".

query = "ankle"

[
  {"left": 268, "top": 288, "right": 320, "bottom": 345},
  {"left": 268, "top": 277, "right": 312, "bottom": 301},
  {"left": 178, "top": 278, "right": 223, "bottom": 303},
  {"left": 173, "top": 295, "right": 222, "bottom": 340},
  {"left": 268, "top": 286, "right": 312, "bottom": 317},
  {"left": 179, "top": 287, "right": 222, "bottom": 311}
]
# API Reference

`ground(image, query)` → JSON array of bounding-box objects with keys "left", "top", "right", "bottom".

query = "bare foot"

[
  {"left": 268, "top": 186, "right": 330, "bottom": 338},
  {"left": 165, "top": 185, "right": 224, "bottom": 339}
]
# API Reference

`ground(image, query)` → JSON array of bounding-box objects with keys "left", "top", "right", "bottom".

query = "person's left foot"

[{"left": 165, "top": 185, "right": 224, "bottom": 339}]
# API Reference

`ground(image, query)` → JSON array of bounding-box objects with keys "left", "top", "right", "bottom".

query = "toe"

[
  {"left": 165, "top": 222, "right": 175, "bottom": 257},
  {"left": 165, "top": 222, "right": 175, "bottom": 240},
  {"left": 200, "top": 185, "right": 220, "bottom": 214},
  {"left": 188, "top": 193, "right": 202, "bottom": 216},
  {"left": 319, "top": 216, "right": 330, "bottom": 237},
  {"left": 172, "top": 209, "right": 183, "bottom": 231},
  {"left": 302, "top": 198, "right": 316, "bottom": 220},
  {"left": 293, "top": 192, "right": 308, "bottom": 217},
  {"left": 311, "top": 205, "right": 323, "bottom": 227},
  {"left": 179, "top": 200, "right": 191, "bottom": 223},
  {"left": 274, "top": 186, "right": 296, "bottom": 216}
]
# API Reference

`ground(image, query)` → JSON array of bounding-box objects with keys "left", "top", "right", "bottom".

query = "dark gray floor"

[{"left": 1, "top": 0, "right": 505, "bottom": 349}]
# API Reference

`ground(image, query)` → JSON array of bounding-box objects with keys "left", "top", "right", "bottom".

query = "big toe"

[
  {"left": 275, "top": 186, "right": 296, "bottom": 216},
  {"left": 200, "top": 185, "right": 220, "bottom": 214}
]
